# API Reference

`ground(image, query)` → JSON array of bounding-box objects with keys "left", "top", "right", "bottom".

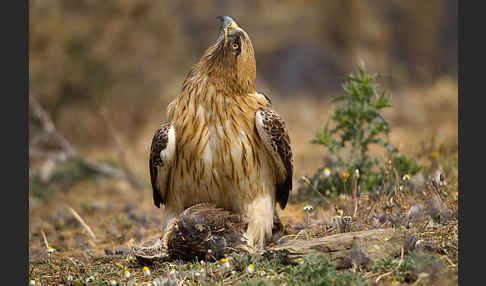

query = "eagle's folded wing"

[
  {"left": 255, "top": 108, "right": 293, "bottom": 209},
  {"left": 150, "top": 123, "right": 176, "bottom": 208},
  {"left": 255, "top": 90, "right": 272, "bottom": 106}
]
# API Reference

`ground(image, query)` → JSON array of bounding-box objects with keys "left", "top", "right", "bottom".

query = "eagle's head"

[{"left": 199, "top": 16, "right": 256, "bottom": 94}]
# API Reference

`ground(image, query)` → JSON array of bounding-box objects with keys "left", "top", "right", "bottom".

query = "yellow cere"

[{"left": 228, "top": 21, "right": 239, "bottom": 30}]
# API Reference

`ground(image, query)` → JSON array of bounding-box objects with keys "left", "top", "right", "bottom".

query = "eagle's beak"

[{"left": 217, "top": 16, "right": 239, "bottom": 46}]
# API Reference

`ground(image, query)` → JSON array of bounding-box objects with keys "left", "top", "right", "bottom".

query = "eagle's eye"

[{"left": 232, "top": 43, "right": 239, "bottom": 50}]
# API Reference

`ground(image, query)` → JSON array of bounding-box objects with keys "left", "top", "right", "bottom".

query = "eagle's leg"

[
  {"left": 160, "top": 207, "right": 178, "bottom": 247},
  {"left": 244, "top": 194, "right": 274, "bottom": 249}
]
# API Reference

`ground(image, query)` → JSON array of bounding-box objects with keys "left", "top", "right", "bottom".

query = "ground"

[{"left": 29, "top": 77, "right": 458, "bottom": 285}]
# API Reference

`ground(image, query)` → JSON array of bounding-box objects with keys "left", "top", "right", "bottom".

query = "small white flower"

[
  {"left": 418, "top": 272, "right": 430, "bottom": 279},
  {"left": 110, "top": 280, "right": 117, "bottom": 286},
  {"left": 246, "top": 264, "right": 255, "bottom": 273},
  {"left": 399, "top": 185, "right": 404, "bottom": 191},
  {"left": 143, "top": 266, "right": 151, "bottom": 276},
  {"left": 47, "top": 246, "right": 55, "bottom": 254},
  {"left": 67, "top": 275, "right": 73, "bottom": 281},
  {"left": 303, "top": 204, "right": 313, "bottom": 212},
  {"left": 220, "top": 258, "right": 230, "bottom": 268},
  {"left": 402, "top": 174, "right": 409, "bottom": 181},
  {"left": 30, "top": 280, "right": 36, "bottom": 286},
  {"left": 124, "top": 270, "right": 130, "bottom": 279},
  {"left": 354, "top": 169, "right": 360, "bottom": 178},
  {"left": 325, "top": 189, "right": 331, "bottom": 196},
  {"left": 169, "top": 269, "right": 178, "bottom": 277},
  {"left": 323, "top": 168, "right": 331, "bottom": 177}
]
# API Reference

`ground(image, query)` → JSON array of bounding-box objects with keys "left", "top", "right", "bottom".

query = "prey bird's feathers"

[
  {"left": 150, "top": 123, "right": 176, "bottom": 207},
  {"left": 255, "top": 108, "right": 293, "bottom": 209}
]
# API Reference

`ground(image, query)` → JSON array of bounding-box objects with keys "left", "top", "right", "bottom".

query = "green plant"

[
  {"left": 285, "top": 254, "right": 369, "bottom": 286},
  {"left": 300, "top": 67, "right": 421, "bottom": 199},
  {"left": 372, "top": 252, "right": 443, "bottom": 283}
]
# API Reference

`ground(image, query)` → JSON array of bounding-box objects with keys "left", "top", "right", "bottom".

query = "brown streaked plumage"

[{"left": 149, "top": 16, "right": 293, "bottom": 249}]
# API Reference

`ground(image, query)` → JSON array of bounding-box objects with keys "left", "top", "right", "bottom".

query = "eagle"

[{"left": 149, "top": 16, "right": 293, "bottom": 249}]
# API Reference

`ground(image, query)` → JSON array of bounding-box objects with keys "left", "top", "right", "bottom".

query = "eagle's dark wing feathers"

[
  {"left": 255, "top": 108, "right": 293, "bottom": 209},
  {"left": 150, "top": 122, "right": 176, "bottom": 208}
]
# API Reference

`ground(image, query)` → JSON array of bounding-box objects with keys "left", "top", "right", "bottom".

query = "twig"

[
  {"left": 98, "top": 107, "right": 143, "bottom": 190},
  {"left": 442, "top": 255, "right": 456, "bottom": 267},
  {"left": 396, "top": 246, "right": 404, "bottom": 270},
  {"left": 67, "top": 206, "right": 97, "bottom": 240},
  {"left": 303, "top": 177, "right": 334, "bottom": 207},
  {"left": 41, "top": 229, "right": 49, "bottom": 249},
  {"left": 375, "top": 272, "right": 392, "bottom": 284},
  {"left": 352, "top": 171, "right": 359, "bottom": 218},
  {"left": 29, "top": 95, "right": 144, "bottom": 189}
]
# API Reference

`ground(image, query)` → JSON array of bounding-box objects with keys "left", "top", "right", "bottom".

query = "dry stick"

[
  {"left": 396, "top": 246, "right": 404, "bottom": 270},
  {"left": 352, "top": 174, "right": 359, "bottom": 218},
  {"left": 40, "top": 229, "right": 49, "bottom": 249},
  {"left": 67, "top": 206, "right": 96, "bottom": 240},
  {"left": 392, "top": 167, "right": 405, "bottom": 209},
  {"left": 29, "top": 96, "right": 144, "bottom": 189},
  {"left": 305, "top": 178, "right": 334, "bottom": 208},
  {"left": 98, "top": 107, "right": 143, "bottom": 190},
  {"left": 442, "top": 255, "right": 457, "bottom": 268},
  {"left": 375, "top": 272, "right": 392, "bottom": 284}
]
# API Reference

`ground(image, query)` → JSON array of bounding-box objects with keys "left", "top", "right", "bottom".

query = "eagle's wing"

[
  {"left": 255, "top": 90, "right": 272, "bottom": 106},
  {"left": 255, "top": 108, "right": 293, "bottom": 209},
  {"left": 150, "top": 122, "right": 176, "bottom": 208}
]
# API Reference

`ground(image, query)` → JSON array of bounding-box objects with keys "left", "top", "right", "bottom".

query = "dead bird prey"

[
  {"left": 134, "top": 203, "right": 287, "bottom": 262},
  {"left": 166, "top": 204, "right": 248, "bottom": 261},
  {"left": 149, "top": 16, "right": 293, "bottom": 249}
]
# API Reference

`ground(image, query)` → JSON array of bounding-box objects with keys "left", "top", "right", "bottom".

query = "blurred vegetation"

[{"left": 29, "top": 0, "right": 457, "bottom": 149}]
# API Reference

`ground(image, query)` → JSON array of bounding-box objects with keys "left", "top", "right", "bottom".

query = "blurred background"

[{"left": 29, "top": 0, "right": 457, "bottom": 218}]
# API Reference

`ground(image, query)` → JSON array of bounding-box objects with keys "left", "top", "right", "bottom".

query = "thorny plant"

[{"left": 298, "top": 66, "right": 422, "bottom": 202}]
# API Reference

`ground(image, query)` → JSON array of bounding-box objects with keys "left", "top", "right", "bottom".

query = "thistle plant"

[{"left": 299, "top": 66, "right": 421, "bottom": 200}]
